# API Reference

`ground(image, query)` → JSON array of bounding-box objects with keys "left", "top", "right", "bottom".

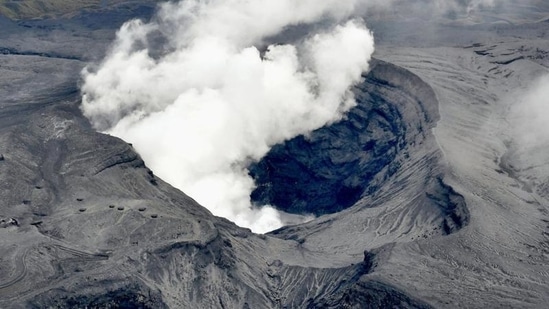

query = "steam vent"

[{"left": 1, "top": 1, "right": 549, "bottom": 308}]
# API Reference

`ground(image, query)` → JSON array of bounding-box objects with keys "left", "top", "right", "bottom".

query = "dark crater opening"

[{"left": 249, "top": 59, "right": 438, "bottom": 216}]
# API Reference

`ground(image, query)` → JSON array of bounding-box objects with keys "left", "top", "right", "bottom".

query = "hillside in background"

[{"left": 0, "top": 0, "right": 156, "bottom": 19}]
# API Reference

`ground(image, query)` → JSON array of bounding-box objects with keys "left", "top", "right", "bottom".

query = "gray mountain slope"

[
  {"left": 0, "top": 56, "right": 434, "bottom": 309},
  {"left": 0, "top": 2, "right": 548, "bottom": 308}
]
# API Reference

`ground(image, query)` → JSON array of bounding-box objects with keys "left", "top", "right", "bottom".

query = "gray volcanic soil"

[{"left": 1, "top": 2, "right": 549, "bottom": 308}]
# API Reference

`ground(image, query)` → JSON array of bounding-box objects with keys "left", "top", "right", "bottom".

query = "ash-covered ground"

[{"left": 0, "top": 1, "right": 549, "bottom": 308}]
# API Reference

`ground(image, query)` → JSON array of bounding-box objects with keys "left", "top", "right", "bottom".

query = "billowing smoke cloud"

[{"left": 81, "top": 0, "right": 374, "bottom": 233}]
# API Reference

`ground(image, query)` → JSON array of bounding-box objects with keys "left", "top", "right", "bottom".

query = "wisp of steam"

[
  {"left": 509, "top": 73, "right": 549, "bottom": 159},
  {"left": 81, "top": 0, "right": 375, "bottom": 233}
]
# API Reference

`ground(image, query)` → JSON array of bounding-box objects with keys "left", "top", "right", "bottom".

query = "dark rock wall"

[{"left": 249, "top": 59, "right": 440, "bottom": 216}]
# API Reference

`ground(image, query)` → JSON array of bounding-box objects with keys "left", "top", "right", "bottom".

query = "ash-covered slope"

[
  {"left": 1, "top": 2, "right": 549, "bottom": 308},
  {"left": 0, "top": 90, "right": 433, "bottom": 309},
  {"left": 0, "top": 33, "right": 436, "bottom": 307}
]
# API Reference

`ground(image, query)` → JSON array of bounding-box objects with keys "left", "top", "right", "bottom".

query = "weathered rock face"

[
  {"left": 249, "top": 59, "right": 438, "bottom": 216},
  {"left": 27, "top": 283, "right": 168, "bottom": 309},
  {"left": 306, "top": 280, "right": 434, "bottom": 309}
]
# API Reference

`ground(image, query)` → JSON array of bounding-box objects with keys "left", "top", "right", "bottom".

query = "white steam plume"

[
  {"left": 509, "top": 73, "right": 549, "bottom": 154},
  {"left": 81, "top": 0, "right": 374, "bottom": 233}
]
